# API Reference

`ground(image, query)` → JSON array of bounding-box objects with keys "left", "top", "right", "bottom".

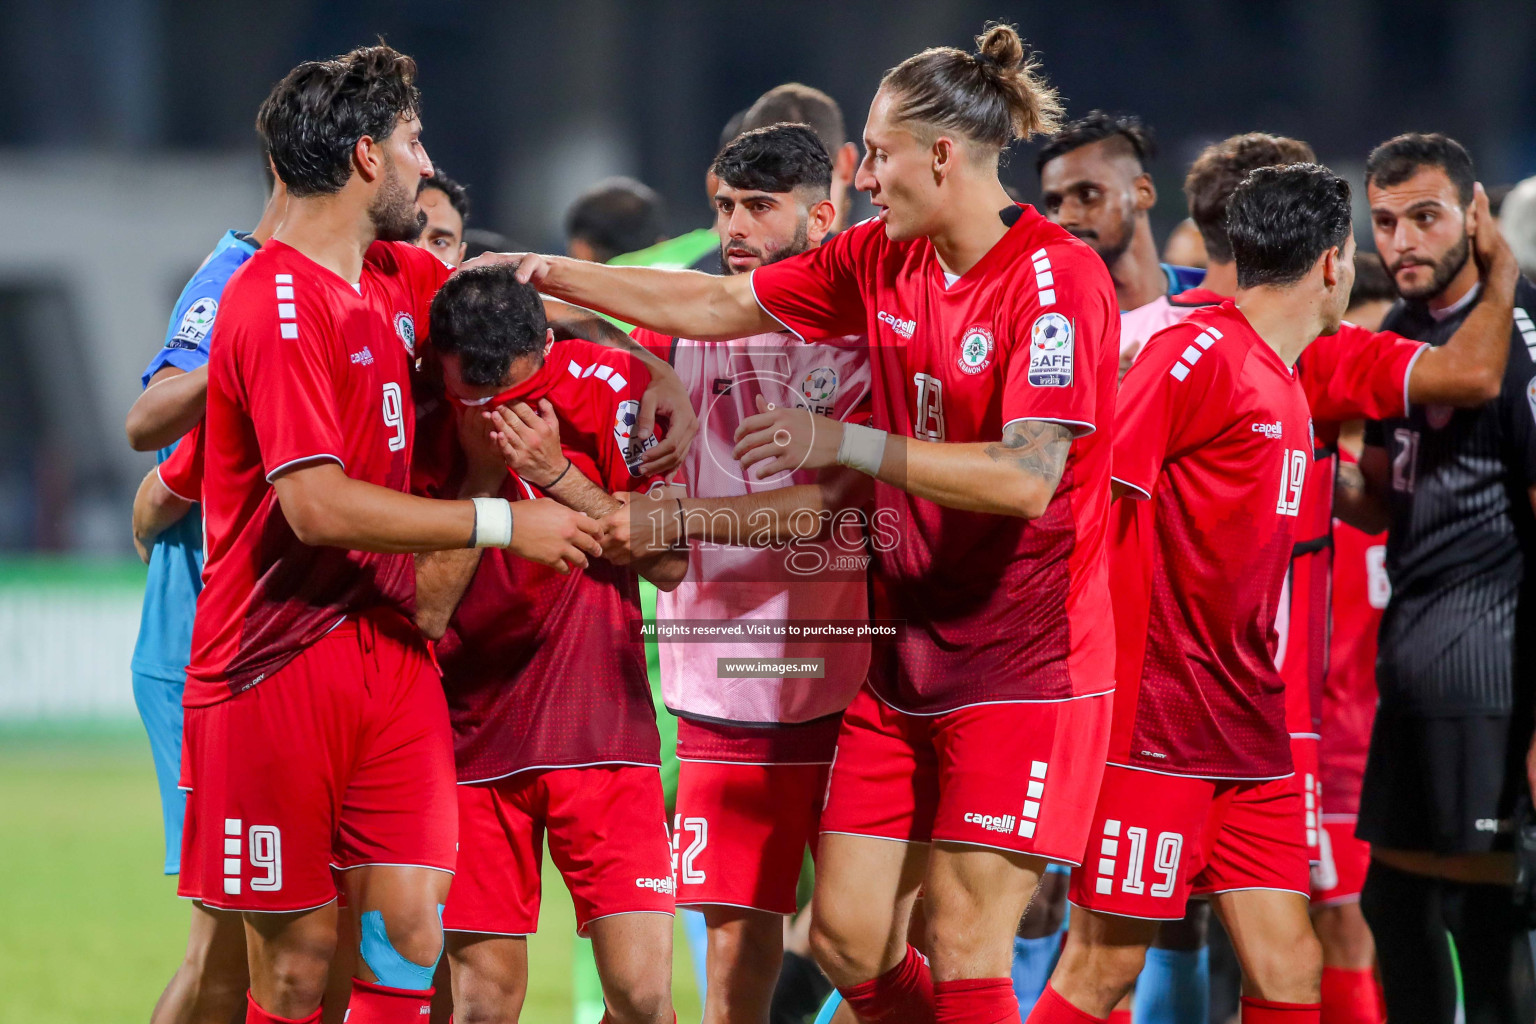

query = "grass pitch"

[{"left": 0, "top": 724, "right": 701, "bottom": 1024}]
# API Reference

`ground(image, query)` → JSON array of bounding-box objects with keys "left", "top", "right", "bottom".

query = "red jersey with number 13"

[
  {"left": 186, "top": 240, "right": 451, "bottom": 706},
  {"left": 751, "top": 206, "right": 1118, "bottom": 714},
  {"left": 1110, "top": 302, "right": 1313, "bottom": 779}
]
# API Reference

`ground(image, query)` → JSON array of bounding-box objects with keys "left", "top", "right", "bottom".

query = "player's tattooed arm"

[
  {"left": 1335, "top": 444, "right": 1392, "bottom": 534},
  {"left": 982, "top": 419, "right": 1074, "bottom": 495}
]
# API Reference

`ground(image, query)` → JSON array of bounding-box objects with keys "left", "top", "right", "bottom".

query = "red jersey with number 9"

[
  {"left": 1109, "top": 302, "right": 1314, "bottom": 779},
  {"left": 750, "top": 206, "right": 1118, "bottom": 714},
  {"left": 185, "top": 239, "right": 451, "bottom": 707}
]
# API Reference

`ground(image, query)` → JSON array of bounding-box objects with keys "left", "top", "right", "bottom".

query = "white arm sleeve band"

[
  {"left": 470, "top": 496, "right": 514, "bottom": 548},
  {"left": 836, "top": 422, "right": 889, "bottom": 477}
]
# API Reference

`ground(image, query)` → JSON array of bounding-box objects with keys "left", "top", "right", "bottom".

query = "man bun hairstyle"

[
  {"left": 712, "top": 124, "right": 832, "bottom": 199},
  {"left": 882, "top": 22, "right": 1063, "bottom": 152},
  {"left": 1227, "top": 163, "right": 1352, "bottom": 290},
  {"left": 429, "top": 264, "right": 547, "bottom": 388},
  {"left": 257, "top": 43, "right": 420, "bottom": 198},
  {"left": 1184, "top": 133, "right": 1317, "bottom": 264},
  {"left": 1365, "top": 133, "right": 1475, "bottom": 206}
]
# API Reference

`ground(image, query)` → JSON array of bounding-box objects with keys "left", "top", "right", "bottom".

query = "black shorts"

[{"left": 1357, "top": 712, "right": 1531, "bottom": 854}]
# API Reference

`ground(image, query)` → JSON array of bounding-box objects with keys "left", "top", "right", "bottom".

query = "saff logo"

[
  {"left": 1028, "top": 312, "right": 1074, "bottom": 387},
  {"left": 801, "top": 366, "right": 839, "bottom": 405},
  {"left": 394, "top": 312, "right": 416, "bottom": 355},
  {"left": 957, "top": 326, "right": 994, "bottom": 375}
]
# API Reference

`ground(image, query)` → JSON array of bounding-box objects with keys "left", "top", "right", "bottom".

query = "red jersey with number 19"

[
  {"left": 185, "top": 240, "right": 451, "bottom": 707},
  {"left": 751, "top": 207, "right": 1118, "bottom": 714},
  {"left": 1110, "top": 302, "right": 1313, "bottom": 779}
]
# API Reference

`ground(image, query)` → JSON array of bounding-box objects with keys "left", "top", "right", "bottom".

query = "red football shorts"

[
  {"left": 443, "top": 765, "right": 675, "bottom": 936},
  {"left": 672, "top": 758, "right": 829, "bottom": 915},
  {"left": 819, "top": 684, "right": 1111, "bottom": 863},
  {"left": 178, "top": 615, "right": 457, "bottom": 913},
  {"left": 1069, "top": 763, "right": 1310, "bottom": 920},
  {"left": 1291, "top": 734, "right": 1322, "bottom": 863},
  {"left": 1311, "top": 816, "right": 1370, "bottom": 905}
]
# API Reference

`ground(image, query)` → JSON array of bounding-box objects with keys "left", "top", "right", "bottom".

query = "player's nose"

[{"left": 418, "top": 145, "right": 435, "bottom": 179}]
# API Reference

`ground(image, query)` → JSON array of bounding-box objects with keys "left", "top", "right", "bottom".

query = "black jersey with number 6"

[{"left": 1364, "top": 277, "right": 1536, "bottom": 716}]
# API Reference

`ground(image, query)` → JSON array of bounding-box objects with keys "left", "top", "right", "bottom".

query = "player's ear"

[
  {"left": 807, "top": 199, "right": 837, "bottom": 245},
  {"left": 353, "top": 133, "right": 382, "bottom": 183},
  {"left": 932, "top": 135, "right": 956, "bottom": 184},
  {"left": 543, "top": 327, "right": 555, "bottom": 358},
  {"left": 1320, "top": 245, "right": 1343, "bottom": 289},
  {"left": 1135, "top": 171, "right": 1157, "bottom": 213}
]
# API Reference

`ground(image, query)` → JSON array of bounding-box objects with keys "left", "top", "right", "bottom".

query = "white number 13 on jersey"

[
  {"left": 382, "top": 382, "right": 405, "bottom": 452},
  {"left": 1275, "top": 448, "right": 1306, "bottom": 517}
]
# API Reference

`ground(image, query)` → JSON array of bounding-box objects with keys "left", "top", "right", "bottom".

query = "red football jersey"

[
  {"left": 186, "top": 240, "right": 451, "bottom": 706},
  {"left": 413, "top": 338, "right": 664, "bottom": 783},
  {"left": 1109, "top": 302, "right": 1313, "bottom": 779},
  {"left": 158, "top": 422, "right": 204, "bottom": 502},
  {"left": 1319, "top": 459, "right": 1388, "bottom": 816},
  {"left": 1277, "top": 324, "right": 1422, "bottom": 739},
  {"left": 751, "top": 207, "right": 1118, "bottom": 713}
]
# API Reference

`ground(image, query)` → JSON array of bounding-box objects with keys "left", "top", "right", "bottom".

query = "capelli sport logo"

[
  {"left": 1250, "top": 421, "right": 1283, "bottom": 440},
  {"left": 878, "top": 310, "right": 916, "bottom": 339}
]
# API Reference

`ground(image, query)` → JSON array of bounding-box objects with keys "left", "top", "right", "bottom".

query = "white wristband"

[
  {"left": 470, "top": 497, "right": 514, "bottom": 548},
  {"left": 836, "top": 422, "right": 888, "bottom": 476}
]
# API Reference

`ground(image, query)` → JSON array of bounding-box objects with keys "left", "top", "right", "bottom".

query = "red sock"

[
  {"left": 599, "top": 1013, "right": 677, "bottom": 1023},
  {"left": 1024, "top": 984, "right": 1108, "bottom": 1024},
  {"left": 1107, "top": 1010, "right": 1133, "bottom": 1024},
  {"left": 840, "top": 945, "right": 935, "bottom": 1022},
  {"left": 1319, "top": 968, "right": 1383, "bottom": 1024},
  {"left": 345, "top": 978, "right": 433, "bottom": 1024},
  {"left": 934, "top": 976, "right": 1022, "bottom": 1023},
  {"left": 1240, "top": 996, "right": 1322, "bottom": 1023},
  {"left": 244, "top": 991, "right": 321, "bottom": 1024}
]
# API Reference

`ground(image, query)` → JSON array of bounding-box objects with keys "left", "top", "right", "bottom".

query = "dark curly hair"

[
  {"left": 1228, "top": 164, "right": 1352, "bottom": 289},
  {"left": 429, "top": 265, "right": 547, "bottom": 387},
  {"left": 712, "top": 124, "right": 832, "bottom": 198},
  {"left": 256, "top": 44, "right": 421, "bottom": 198}
]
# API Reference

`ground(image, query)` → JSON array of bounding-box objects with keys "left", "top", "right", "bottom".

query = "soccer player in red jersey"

[
  {"left": 179, "top": 47, "right": 604, "bottom": 1024},
  {"left": 1031, "top": 164, "right": 1355, "bottom": 1024},
  {"left": 598, "top": 124, "right": 873, "bottom": 1024},
  {"left": 510, "top": 23, "right": 1120, "bottom": 1024},
  {"left": 407, "top": 267, "right": 687, "bottom": 1024}
]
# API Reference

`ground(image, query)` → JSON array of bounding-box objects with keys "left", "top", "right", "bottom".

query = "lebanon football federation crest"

[
  {"left": 1028, "top": 312, "right": 1074, "bottom": 387},
  {"left": 957, "top": 326, "right": 994, "bottom": 375},
  {"left": 614, "top": 399, "right": 658, "bottom": 475},
  {"left": 394, "top": 312, "right": 416, "bottom": 355}
]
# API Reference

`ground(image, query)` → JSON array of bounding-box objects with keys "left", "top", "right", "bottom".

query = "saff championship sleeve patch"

[
  {"left": 1028, "top": 312, "right": 1074, "bottom": 387},
  {"left": 614, "top": 398, "right": 659, "bottom": 475},
  {"left": 166, "top": 297, "right": 218, "bottom": 351}
]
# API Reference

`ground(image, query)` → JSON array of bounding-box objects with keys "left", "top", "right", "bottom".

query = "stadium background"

[{"left": 0, "top": 1, "right": 1531, "bottom": 1020}]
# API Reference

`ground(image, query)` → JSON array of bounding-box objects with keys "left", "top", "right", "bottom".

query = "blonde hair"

[{"left": 881, "top": 23, "right": 1063, "bottom": 152}]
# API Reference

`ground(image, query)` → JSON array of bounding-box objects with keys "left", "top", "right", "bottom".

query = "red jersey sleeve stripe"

[
  {"left": 156, "top": 465, "right": 199, "bottom": 503},
  {"left": 1003, "top": 415, "right": 1097, "bottom": 438},
  {"left": 264, "top": 453, "right": 344, "bottom": 483}
]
